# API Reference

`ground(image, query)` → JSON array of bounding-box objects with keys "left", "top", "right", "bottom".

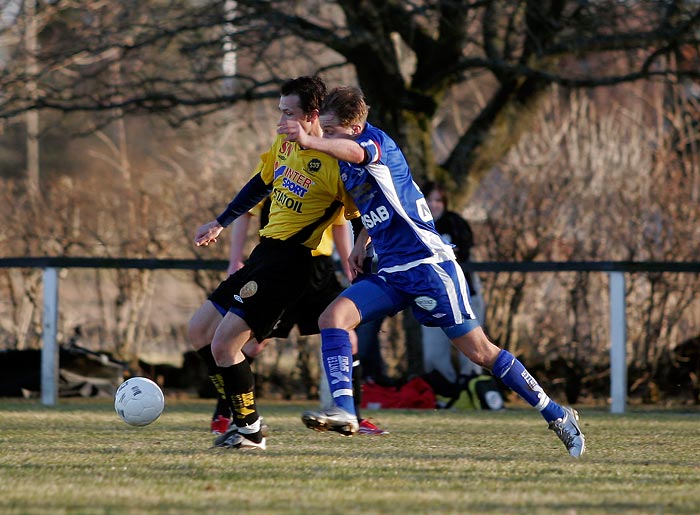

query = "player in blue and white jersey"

[{"left": 278, "top": 86, "right": 585, "bottom": 457}]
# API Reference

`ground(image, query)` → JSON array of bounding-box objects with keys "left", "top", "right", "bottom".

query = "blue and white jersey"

[{"left": 339, "top": 122, "right": 455, "bottom": 273}]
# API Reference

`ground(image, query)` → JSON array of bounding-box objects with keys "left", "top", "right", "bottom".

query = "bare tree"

[
  {"left": 2, "top": 1, "right": 700, "bottom": 397},
  {"left": 473, "top": 81, "right": 700, "bottom": 402},
  {"left": 1, "top": 0, "right": 699, "bottom": 200}
]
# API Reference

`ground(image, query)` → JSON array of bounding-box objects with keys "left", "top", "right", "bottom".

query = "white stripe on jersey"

[
  {"left": 453, "top": 261, "right": 476, "bottom": 319},
  {"left": 363, "top": 139, "right": 381, "bottom": 163},
  {"left": 430, "top": 262, "right": 465, "bottom": 325},
  {"left": 378, "top": 252, "right": 455, "bottom": 274},
  {"left": 367, "top": 161, "right": 454, "bottom": 267}
]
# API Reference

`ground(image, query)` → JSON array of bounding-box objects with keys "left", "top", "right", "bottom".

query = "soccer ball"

[{"left": 114, "top": 376, "right": 165, "bottom": 426}]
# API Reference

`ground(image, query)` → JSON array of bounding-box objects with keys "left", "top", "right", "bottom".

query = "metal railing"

[{"left": 3, "top": 257, "right": 700, "bottom": 412}]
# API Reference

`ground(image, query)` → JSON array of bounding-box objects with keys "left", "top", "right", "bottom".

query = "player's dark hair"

[
  {"left": 280, "top": 76, "right": 327, "bottom": 115},
  {"left": 422, "top": 181, "right": 450, "bottom": 210},
  {"left": 320, "top": 86, "right": 370, "bottom": 127}
]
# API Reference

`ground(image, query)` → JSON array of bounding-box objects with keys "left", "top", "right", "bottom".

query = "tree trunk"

[
  {"left": 25, "top": 0, "right": 39, "bottom": 198},
  {"left": 445, "top": 77, "right": 551, "bottom": 204}
]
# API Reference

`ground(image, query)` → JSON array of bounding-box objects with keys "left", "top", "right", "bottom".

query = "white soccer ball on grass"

[{"left": 114, "top": 376, "right": 165, "bottom": 426}]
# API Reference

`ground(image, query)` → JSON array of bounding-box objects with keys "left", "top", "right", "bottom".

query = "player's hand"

[
  {"left": 348, "top": 244, "right": 367, "bottom": 277},
  {"left": 277, "top": 120, "right": 308, "bottom": 146},
  {"left": 342, "top": 261, "right": 355, "bottom": 283},
  {"left": 194, "top": 221, "right": 224, "bottom": 247}
]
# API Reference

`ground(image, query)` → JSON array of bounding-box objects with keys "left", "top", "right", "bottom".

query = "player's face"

[
  {"left": 319, "top": 113, "right": 358, "bottom": 140},
  {"left": 278, "top": 94, "right": 314, "bottom": 133}
]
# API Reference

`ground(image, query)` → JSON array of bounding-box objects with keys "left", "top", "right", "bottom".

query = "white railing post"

[
  {"left": 608, "top": 271, "right": 627, "bottom": 414},
  {"left": 41, "top": 267, "right": 59, "bottom": 406}
]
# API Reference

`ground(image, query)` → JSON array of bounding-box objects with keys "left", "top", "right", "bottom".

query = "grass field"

[{"left": 1, "top": 398, "right": 699, "bottom": 514}]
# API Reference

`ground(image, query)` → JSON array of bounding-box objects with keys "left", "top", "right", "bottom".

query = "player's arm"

[
  {"left": 331, "top": 221, "right": 354, "bottom": 282},
  {"left": 228, "top": 213, "right": 253, "bottom": 274},
  {"left": 349, "top": 227, "right": 371, "bottom": 276},
  {"left": 194, "top": 173, "right": 271, "bottom": 247},
  {"left": 278, "top": 122, "right": 367, "bottom": 164}
]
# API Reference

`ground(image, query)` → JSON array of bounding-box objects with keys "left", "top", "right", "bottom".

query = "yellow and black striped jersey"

[
  {"left": 249, "top": 198, "right": 348, "bottom": 258},
  {"left": 255, "top": 134, "right": 359, "bottom": 250}
]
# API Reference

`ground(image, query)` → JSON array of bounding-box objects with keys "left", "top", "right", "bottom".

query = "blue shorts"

[{"left": 341, "top": 259, "right": 480, "bottom": 339}]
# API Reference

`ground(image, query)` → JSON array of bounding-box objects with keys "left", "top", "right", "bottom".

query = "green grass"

[{"left": 1, "top": 398, "right": 699, "bottom": 514}]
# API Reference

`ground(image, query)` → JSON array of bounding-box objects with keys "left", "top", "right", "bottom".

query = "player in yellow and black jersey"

[
  {"left": 254, "top": 136, "right": 357, "bottom": 248},
  {"left": 205, "top": 197, "right": 388, "bottom": 437},
  {"left": 189, "top": 76, "right": 358, "bottom": 451}
]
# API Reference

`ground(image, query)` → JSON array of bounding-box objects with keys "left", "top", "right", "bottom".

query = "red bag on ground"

[{"left": 361, "top": 377, "right": 436, "bottom": 409}]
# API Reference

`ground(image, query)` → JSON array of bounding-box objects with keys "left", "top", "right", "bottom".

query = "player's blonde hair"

[{"left": 320, "top": 86, "right": 369, "bottom": 127}]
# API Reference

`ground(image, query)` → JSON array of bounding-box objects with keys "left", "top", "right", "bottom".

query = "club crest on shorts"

[
  {"left": 415, "top": 296, "right": 437, "bottom": 311},
  {"left": 239, "top": 281, "right": 258, "bottom": 299}
]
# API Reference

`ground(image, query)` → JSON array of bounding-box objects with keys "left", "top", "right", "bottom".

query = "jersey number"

[{"left": 417, "top": 198, "right": 433, "bottom": 222}]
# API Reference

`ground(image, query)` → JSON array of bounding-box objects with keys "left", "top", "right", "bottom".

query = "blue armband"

[{"left": 215, "top": 173, "right": 272, "bottom": 228}]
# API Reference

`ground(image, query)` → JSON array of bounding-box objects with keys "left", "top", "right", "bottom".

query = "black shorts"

[
  {"left": 269, "top": 255, "right": 344, "bottom": 337},
  {"left": 208, "top": 237, "right": 313, "bottom": 341}
]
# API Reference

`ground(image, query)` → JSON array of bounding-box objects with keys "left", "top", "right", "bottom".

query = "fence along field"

[
  {"left": 0, "top": 258, "right": 700, "bottom": 413},
  {"left": 2, "top": 257, "right": 700, "bottom": 412}
]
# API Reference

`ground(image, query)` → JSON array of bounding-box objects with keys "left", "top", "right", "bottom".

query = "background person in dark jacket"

[{"left": 421, "top": 181, "right": 485, "bottom": 384}]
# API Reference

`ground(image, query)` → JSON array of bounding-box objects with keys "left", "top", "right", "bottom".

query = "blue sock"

[
  {"left": 491, "top": 349, "right": 565, "bottom": 422},
  {"left": 321, "top": 328, "right": 356, "bottom": 416}
]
